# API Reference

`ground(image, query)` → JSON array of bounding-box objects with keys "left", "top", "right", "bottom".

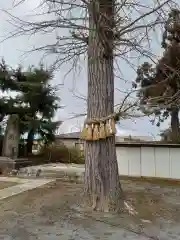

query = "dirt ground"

[
  {"left": 0, "top": 181, "right": 18, "bottom": 190},
  {"left": 0, "top": 179, "right": 180, "bottom": 240}
]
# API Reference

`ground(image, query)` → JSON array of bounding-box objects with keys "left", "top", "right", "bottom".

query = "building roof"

[
  {"left": 56, "top": 132, "right": 153, "bottom": 142},
  {"left": 55, "top": 132, "right": 180, "bottom": 148},
  {"left": 56, "top": 132, "right": 81, "bottom": 139}
]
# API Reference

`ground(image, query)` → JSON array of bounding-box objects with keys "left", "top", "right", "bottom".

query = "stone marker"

[
  {"left": 0, "top": 114, "right": 20, "bottom": 172},
  {"left": 0, "top": 115, "right": 32, "bottom": 172},
  {"left": 2, "top": 114, "right": 20, "bottom": 158}
]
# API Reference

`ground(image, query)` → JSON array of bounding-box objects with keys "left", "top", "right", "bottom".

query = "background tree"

[
  {"left": 17, "top": 65, "right": 60, "bottom": 154},
  {"left": 0, "top": 61, "right": 61, "bottom": 155},
  {"left": 0, "top": 59, "right": 32, "bottom": 123},
  {"left": 160, "top": 128, "right": 172, "bottom": 142},
  {"left": 7, "top": 0, "right": 178, "bottom": 212},
  {"left": 134, "top": 9, "right": 180, "bottom": 142}
]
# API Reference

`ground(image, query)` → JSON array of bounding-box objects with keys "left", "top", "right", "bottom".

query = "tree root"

[{"left": 89, "top": 194, "right": 138, "bottom": 215}]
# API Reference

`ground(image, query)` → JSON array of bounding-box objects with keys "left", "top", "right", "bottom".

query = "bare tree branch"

[
  {"left": 1, "top": 0, "right": 179, "bottom": 122},
  {"left": 2, "top": 0, "right": 177, "bottom": 69}
]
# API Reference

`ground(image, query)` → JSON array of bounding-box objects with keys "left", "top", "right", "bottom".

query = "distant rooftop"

[
  {"left": 56, "top": 132, "right": 81, "bottom": 139},
  {"left": 56, "top": 132, "right": 153, "bottom": 142}
]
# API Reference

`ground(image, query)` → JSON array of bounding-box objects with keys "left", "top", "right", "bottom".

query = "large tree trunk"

[
  {"left": 170, "top": 108, "right": 180, "bottom": 142},
  {"left": 84, "top": 0, "right": 124, "bottom": 212}
]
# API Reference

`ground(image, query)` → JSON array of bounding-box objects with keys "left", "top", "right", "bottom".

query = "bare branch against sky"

[
  {"left": 4, "top": 0, "right": 178, "bottom": 69},
  {"left": 1, "top": 0, "right": 179, "bottom": 134}
]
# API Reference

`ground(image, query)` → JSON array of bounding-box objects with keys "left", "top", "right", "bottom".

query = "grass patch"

[
  {"left": 120, "top": 175, "right": 180, "bottom": 187},
  {"left": 126, "top": 190, "right": 166, "bottom": 221},
  {"left": 121, "top": 177, "right": 180, "bottom": 223}
]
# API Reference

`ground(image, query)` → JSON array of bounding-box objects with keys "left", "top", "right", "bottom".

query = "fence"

[{"left": 116, "top": 142, "right": 180, "bottom": 179}]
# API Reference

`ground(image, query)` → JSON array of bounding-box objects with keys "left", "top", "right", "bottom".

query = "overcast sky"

[{"left": 0, "top": 0, "right": 171, "bottom": 138}]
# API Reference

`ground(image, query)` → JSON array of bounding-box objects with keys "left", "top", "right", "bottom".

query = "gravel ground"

[
  {"left": 0, "top": 179, "right": 180, "bottom": 240},
  {"left": 0, "top": 181, "right": 18, "bottom": 189}
]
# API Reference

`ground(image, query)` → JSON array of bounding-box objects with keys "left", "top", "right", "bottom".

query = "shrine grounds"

[{"left": 0, "top": 177, "right": 180, "bottom": 240}]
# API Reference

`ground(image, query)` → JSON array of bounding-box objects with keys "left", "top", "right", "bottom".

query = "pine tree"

[
  {"left": 134, "top": 9, "right": 180, "bottom": 142},
  {"left": 0, "top": 61, "right": 61, "bottom": 154}
]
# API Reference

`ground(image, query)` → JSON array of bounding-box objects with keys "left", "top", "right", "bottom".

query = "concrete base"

[{"left": 0, "top": 157, "right": 32, "bottom": 173}]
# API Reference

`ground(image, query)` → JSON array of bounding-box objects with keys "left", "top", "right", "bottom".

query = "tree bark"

[
  {"left": 170, "top": 108, "right": 180, "bottom": 142},
  {"left": 27, "top": 129, "right": 34, "bottom": 155},
  {"left": 84, "top": 0, "right": 124, "bottom": 212}
]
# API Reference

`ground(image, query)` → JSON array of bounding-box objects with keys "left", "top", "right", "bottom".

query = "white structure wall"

[
  {"left": 116, "top": 145, "right": 180, "bottom": 179},
  {"left": 57, "top": 137, "right": 180, "bottom": 180}
]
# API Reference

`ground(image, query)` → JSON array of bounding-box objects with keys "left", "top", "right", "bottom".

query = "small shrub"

[
  {"left": 30, "top": 143, "right": 84, "bottom": 165},
  {"left": 68, "top": 146, "right": 85, "bottom": 164}
]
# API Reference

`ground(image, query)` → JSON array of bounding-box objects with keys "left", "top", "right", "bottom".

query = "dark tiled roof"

[
  {"left": 56, "top": 132, "right": 153, "bottom": 142},
  {"left": 55, "top": 132, "right": 180, "bottom": 148},
  {"left": 56, "top": 132, "right": 80, "bottom": 139}
]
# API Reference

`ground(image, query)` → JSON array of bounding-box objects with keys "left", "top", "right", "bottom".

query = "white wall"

[
  {"left": 116, "top": 145, "right": 180, "bottom": 179},
  {"left": 57, "top": 138, "right": 180, "bottom": 180}
]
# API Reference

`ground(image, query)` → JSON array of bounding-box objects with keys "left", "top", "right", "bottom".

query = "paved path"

[
  {"left": 32, "top": 163, "right": 84, "bottom": 173},
  {"left": 0, "top": 177, "right": 54, "bottom": 200},
  {"left": 19, "top": 163, "right": 85, "bottom": 181},
  {"left": 22, "top": 163, "right": 84, "bottom": 172}
]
